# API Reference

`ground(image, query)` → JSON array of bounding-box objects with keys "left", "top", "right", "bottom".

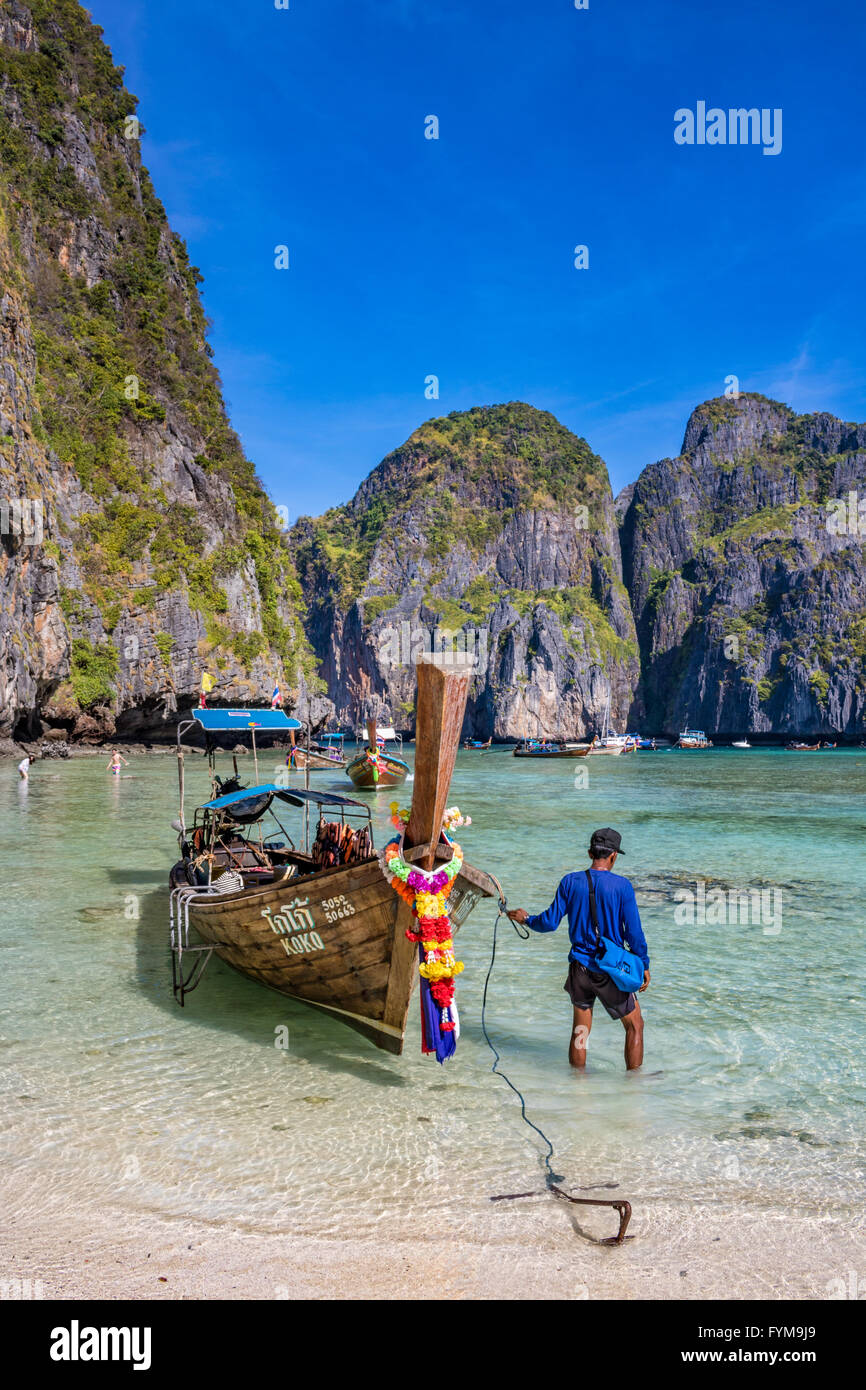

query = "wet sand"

[{"left": 2, "top": 1167, "right": 857, "bottom": 1300}]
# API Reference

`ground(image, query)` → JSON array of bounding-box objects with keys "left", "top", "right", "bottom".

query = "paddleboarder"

[{"left": 508, "top": 827, "right": 650, "bottom": 1071}]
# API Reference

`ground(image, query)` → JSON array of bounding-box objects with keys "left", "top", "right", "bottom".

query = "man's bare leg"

[
  {"left": 570, "top": 1006, "right": 593, "bottom": 1067},
  {"left": 622, "top": 998, "right": 644, "bottom": 1070}
]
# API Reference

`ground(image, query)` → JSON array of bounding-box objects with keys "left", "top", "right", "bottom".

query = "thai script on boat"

[
  {"left": 322, "top": 894, "right": 356, "bottom": 923},
  {"left": 261, "top": 897, "right": 325, "bottom": 955}
]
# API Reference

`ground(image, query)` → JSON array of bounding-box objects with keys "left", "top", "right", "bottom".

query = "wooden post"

[
  {"left": 381, "top": 655, "right": 474, "bottom": 1036},
  {"left": 366, "top": 716, "right": 378, "bottom": 750},
  {"left": 404, "top": 656, "right": 474, "bottom": 865},
  {"left": 176, "top": 748, "right": 185, "bottom": 832},
  {"left": 304, "top": 704, "right": 311, "bottom": 851}
]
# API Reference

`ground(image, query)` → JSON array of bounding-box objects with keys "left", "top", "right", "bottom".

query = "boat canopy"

[
  {"left": 191, "top": 708, "right": 303, "bottom": 732},
  {"left": 201, "top": 783, "right": 367, "bottom": 812},
  {"left": 278, "top": 787, "right": 368, "bottom": 810}
]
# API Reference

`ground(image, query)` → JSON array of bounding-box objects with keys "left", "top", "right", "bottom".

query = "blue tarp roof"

[
  {"left": 191, "top": 708, "right": 302, "bottom": 732},
  {"left": 201, "top": 783, "right": 367, "bottom": 812}
]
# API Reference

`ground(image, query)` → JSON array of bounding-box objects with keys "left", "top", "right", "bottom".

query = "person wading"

[{"left": 508, "top": 828, "right": 650, "bottom": 1071}]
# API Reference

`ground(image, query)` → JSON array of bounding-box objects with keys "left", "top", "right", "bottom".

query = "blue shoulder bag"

[{"left": 585, "top": 869, "right": 644, "bottom": 993}]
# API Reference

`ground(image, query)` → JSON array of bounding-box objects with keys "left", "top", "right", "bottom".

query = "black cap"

[{"left": 590, "top": 827, "right": 624, "bottom": 856}]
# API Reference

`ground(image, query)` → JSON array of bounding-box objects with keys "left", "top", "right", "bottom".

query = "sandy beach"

[{"left": 2, "top": 1166, "right": 858, "bottom": 1301}]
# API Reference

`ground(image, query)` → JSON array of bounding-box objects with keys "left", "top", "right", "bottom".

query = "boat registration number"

[{"left": 322, "top": 894, "right": 356, "bottom": 922}]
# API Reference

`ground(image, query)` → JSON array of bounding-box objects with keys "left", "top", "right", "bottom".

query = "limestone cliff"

[
  {"left": 292, "top": 403, "right": 640, "bottom": 738},
  {"left": 0, "top": 0, "right": 321, "bottom": 741},
  {"left": 3, "top": 7, "right": 863, "bottom": 747},
  {"left": 620, "top": 394, "right": 866, "bottom": 736}
]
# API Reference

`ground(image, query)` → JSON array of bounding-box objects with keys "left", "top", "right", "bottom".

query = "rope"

[{"left": 480, "top": 878, "right": 564, "bottom": 1187}]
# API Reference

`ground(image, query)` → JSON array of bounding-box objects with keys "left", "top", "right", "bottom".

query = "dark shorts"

[{"left": 564, "top": 960, "right": 636, "bottom": 1019}]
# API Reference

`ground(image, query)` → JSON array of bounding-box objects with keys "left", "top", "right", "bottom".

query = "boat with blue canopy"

[{"left": 169, "top": 678, "right": 495, "bottom": 1054}]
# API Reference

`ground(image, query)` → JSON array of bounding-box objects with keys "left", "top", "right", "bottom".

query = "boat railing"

[{"left": 169, "top": 876, "right": 240, "bottom": 1005}]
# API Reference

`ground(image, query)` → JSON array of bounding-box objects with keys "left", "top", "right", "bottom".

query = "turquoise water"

[{"left": 1, "top": 745, "right": 864, "bottom": 1240}]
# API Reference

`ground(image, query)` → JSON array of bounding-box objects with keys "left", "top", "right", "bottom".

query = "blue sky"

[{"left": 89, "top": 0, "right": 866, "bottom": 519}]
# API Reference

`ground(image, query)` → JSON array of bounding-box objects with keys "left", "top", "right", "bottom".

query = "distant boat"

[
  {"left": 677, "top": 729, "right": 712, "bottom": 749},
  {"left": 786, "top": 740, "right": 836, "bottom": 751},
  {"left": 513, "top": 739, "right": 591, "bottom": 758},
  {"left": 732, "top": 739, "right": 752, "bottom": 749},
  {"left": 287, "top": 732, "right": 348, "bottom": 771},
  {"left": 587, "top": 693, "right": 636, "bottom": 754},
  {"left": 463, "top": 737, "right": 492, "bottom": 750},
  {"left": 346, "top": 719, "right": 411, "bottom": 788},
  {"left": 587, "top": 737, "right": 625, "bottom": 756}
]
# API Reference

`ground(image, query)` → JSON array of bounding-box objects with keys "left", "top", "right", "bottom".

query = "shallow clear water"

[{"left": 1, "top": 745, "right": 864, "bottom": 1238}]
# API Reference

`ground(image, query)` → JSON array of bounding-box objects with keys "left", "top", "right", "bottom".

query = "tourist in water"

[
  {"left": 106, "top": 751, "right": 129, "bottom": 776},
  {"left": 18, "top": 754, "right": 32, "bottom": 780},
  {"left": 508, "top": 827, "right": 650, "bottom": 1071}
]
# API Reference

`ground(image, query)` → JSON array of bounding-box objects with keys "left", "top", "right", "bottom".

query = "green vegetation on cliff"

[
  {"left": 0, "top": 0, "right": 319, "bottom": 695},
  {"left": 294, "top": 403, "right": 610, "bottom": 607}
]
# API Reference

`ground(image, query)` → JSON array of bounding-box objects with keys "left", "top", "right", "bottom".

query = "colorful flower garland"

[
  {"left": 379, "top": 830, "right": 465, "bottom": 1058},
  {"left": 365, "top": 746, "right": 384, "bottom": 782}
]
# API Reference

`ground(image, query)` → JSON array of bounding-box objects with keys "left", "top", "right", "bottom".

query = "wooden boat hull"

[
  {"left": 345, "top": 753, "right": 409, "bottom": 788},
  {"left": 174, "top": 844, "right": 492, "bottom": 1053},
  {"left": 513, "top": 746, "right": 591, "bottom": 758},
  {"left": 288, "top": 749, "right": 348, "bottom": 771}
]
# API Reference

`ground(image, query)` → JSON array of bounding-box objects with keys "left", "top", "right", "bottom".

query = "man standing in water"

[{"left": 508, "top": 828, "right": 650, "bottom": 1071}]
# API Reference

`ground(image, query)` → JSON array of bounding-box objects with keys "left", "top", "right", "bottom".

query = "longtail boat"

[
  {"left": 513, "top": 739, "right": 591, "bottom": 758},
  {"left": 287, "top": 732, "right": 348, "bottom": 771},
  {"left": 345, "top": 718, "right": 410, "bottom": 789},
  {"left": 169, "top": 661, "right": 495, "bottom": 1053}
]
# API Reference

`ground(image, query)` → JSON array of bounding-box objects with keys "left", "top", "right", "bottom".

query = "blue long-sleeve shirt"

[{"left": 525, "top": 869, "right": 649, "bottom": 971}]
